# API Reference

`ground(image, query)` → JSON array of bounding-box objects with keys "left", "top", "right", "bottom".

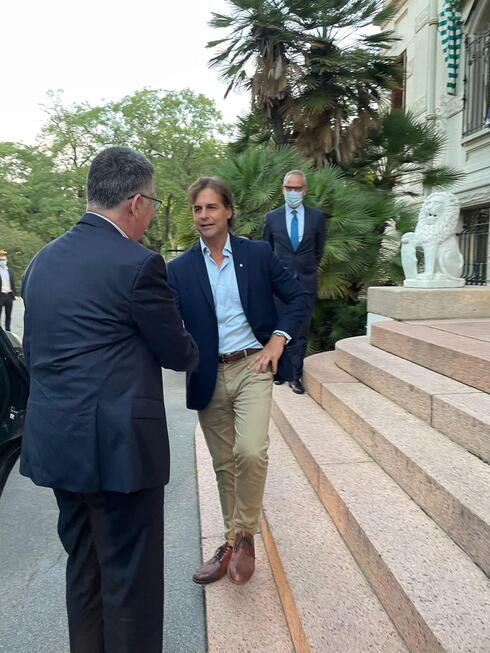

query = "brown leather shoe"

[
  {"left": 227, "top": 531, "right": 255, "bottom": 585},
  {"left": 192, "top": 543, "right": 232, "bottom": 584}
]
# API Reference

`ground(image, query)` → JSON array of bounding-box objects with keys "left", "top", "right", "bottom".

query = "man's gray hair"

[
  {"left": 283, "top": 170, "right": 307, "bottom": 185},
  {"left": 87, "top": 146, "right": 154, "bottom": 210}
]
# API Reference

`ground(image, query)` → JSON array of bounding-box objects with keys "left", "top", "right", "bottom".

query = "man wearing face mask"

[
  {"left": 263, "top": 171, "right": 326, "bottom": 394},
  {"left": 0, "top": 250, "right": 17, "bottom": 331}
]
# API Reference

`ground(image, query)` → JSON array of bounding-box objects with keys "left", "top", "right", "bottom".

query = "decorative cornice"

[{"left": 456, "top": 186, "right": 490, "bottom": 208}]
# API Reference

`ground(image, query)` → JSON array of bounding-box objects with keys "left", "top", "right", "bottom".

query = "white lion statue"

[{"left": 401, "top": 191, "right": 465, "bottom": 288}]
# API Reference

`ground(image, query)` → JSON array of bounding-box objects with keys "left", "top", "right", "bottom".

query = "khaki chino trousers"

[{"left": 198, "top": 352, "right": 273, "bottom": 544}]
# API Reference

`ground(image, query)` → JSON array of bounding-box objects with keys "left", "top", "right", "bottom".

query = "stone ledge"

[{"left": 367, "top": 286, "right": 490, "bottom": 320}]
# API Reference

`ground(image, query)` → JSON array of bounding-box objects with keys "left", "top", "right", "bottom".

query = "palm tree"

[
  {"left": 345, "top": 109, "right": 465, "bottom": 195},
  {"left": 208, "top": 1, "right": 298, "bottom": 145},
  {"left": 208, "top": 0, "right": 401, "bottom": 165}
]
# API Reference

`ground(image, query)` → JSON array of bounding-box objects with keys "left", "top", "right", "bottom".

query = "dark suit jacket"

[
  {"left": 263, "top": 204, "right": 326, "bottom": 295},
  {"left": 167, "top": 235, "right": 309, "bottom": 411},
  {"left": 0, "top": 268, "right": 17, "bottom": 297},
  {"left": 20, "top": 212, "right": 198, "bottom": 493}
]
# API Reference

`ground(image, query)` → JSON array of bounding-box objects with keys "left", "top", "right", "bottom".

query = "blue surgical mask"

[
  {"left": 0, "top": 260, "right": 6, "bottom": 269},
  {"left": 284, "top": 191, "right": 303, "bottom": 209}
]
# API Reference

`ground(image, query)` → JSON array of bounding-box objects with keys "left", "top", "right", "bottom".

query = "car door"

[{"left": 0, "top": 327, "right": 29, "bottom": 496}]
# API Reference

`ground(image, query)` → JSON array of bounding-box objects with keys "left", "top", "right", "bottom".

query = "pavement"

[{"left": 0, "top": 300, "right": 207, "bottom": 652}]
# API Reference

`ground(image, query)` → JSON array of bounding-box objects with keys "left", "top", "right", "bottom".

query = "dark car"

[{"left": 0, "top": 327, "right": 29, "bottom": 497}]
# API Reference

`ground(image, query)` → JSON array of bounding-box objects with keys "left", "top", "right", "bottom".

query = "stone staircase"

[{"left": 197, "top": 315, "right": 490, "bottom": 653}]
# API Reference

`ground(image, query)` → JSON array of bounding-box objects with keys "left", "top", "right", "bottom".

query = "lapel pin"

[{"left": 239, "top": 263, "right": 243, "bottom": 267}]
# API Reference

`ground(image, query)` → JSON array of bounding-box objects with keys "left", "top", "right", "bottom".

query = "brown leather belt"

[{"left": 218, "top": 348, "right": 262, "bottom": 364}]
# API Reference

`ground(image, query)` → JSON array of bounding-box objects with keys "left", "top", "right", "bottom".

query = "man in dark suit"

[
  {"left": 168, "top": 177, "right": 308, "bottom": 586},
  {"left": 21, "top": 147, "right": 198, "bottom": 653},
  {"left": 263, "top": 170, "right": 326, "bottom": 394},
  {"left": 0, "top": 249, "right": 17, "bottom": 331}
]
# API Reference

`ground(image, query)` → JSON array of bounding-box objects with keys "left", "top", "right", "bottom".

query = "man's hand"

[{"left": 249, "top": 333, "right": 286, "bottom": 374}]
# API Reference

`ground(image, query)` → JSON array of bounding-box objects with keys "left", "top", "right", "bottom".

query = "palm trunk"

[{"left": 163, "top": 194, "right": 173, "bottom": 245}]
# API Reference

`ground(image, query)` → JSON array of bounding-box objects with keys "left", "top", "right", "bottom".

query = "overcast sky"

[{"left": 0, "top": 0, "right": 250, "bottom": 144}]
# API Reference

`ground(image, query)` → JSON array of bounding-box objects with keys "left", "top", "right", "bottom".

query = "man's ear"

[{"left": 128, "top": 195, "right": 141, "bottom": 215}]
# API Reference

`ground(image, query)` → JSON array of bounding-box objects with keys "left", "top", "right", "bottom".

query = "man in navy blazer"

[
  {"left": 168, "top": 177, "right": 308, "bottom": 586},
  {"left": 263, "top": 170, "right": 326, "bottom": 394},
  {"left": 21, "top": 147, "right": 198, "bottom": 653}
]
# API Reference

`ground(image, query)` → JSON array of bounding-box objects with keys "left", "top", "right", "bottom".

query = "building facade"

[{"left": 386, "top": 0, "right": 490, "bottom": 283}]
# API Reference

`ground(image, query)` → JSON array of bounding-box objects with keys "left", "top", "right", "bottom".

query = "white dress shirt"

[
  {"left": 201, "top": 235, "right": 263, "bottom": 354},
  {"left": 201, "top": 235, "right": 291, "bottom": 353},
  {"left": 87, "top": 212, "right": 129, "bottom": 238},
  {"left": 285, "top": 203, "right": 305, "bottom": 244},
  {"left": 0, "top": 267, "right": 11, "bottom": 293}
]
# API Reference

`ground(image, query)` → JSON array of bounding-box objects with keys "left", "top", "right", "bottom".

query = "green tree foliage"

[
  {"left": 308, "top": 299, "right": 367, "bottom": 353},
  {"left": 0, "top": 89, "right": 230, "bottom": 267},
  {"left": 0, "top": 142, "right": 84, "bottom": 243},
  {"left": 0, "top": 217, "right": 44, "bottom": 279},
  {"left": 108, "top": 89, "right": 230, "bottom": 252}
]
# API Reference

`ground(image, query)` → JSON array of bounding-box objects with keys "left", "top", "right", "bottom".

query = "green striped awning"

[{"left": 438, "top": 0, "right": 463, "bottom": 95}]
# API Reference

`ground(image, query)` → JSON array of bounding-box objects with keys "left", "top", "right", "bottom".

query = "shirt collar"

[
  {"left": 286, "top": 203, "right": 303, "bottom": 215},
  {"left": 200, "top": 233, "right": 232, "bottom": 256},
  {"left": 87, "top": 211, "right": 129, "bottom": 238}
]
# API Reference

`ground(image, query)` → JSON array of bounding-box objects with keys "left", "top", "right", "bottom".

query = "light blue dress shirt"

[
  {"left": 200, "top": 235, "right": 263, "bottom": 355},
  {"left": 285, "top": 203, "right": 305, "bottom": 244}
]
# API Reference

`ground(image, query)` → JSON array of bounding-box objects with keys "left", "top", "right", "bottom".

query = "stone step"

[
  {"left": 262, "top": 420, "right": 408, "bottom": 653},
  {"left": 195, "top": 426, "right": 294, "bottom": 653},
  {"left": 272, "top": 387, "right": 490, "bottom": 653},
  {"left": 335, "top": 336, "right": 490, "bottom": 463},
  {"left": 371, "top": 320, "right": 490, "bottom": 393},
  {"left": 321, "top": 380, "right": 490, "bottom": 575},
  {"left": 302, "top": 350, "right": 357, "bottom": 406}
]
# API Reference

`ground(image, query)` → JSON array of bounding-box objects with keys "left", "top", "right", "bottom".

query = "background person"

[
  {"left": 0, "top": 249, "right": 17, "bottom": 331},
  {"left": 20, "top": 146, "right": 198, "bottom": 653},
  {"left": 263, "top": 170, "right": 326, "bottom": 394},
  {"left": 168, "top": 176, "right": 308, "bottom": 586}
]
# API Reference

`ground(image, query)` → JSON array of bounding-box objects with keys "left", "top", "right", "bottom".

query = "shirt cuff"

[{"left": 273, "top": 330, "right": 291, "bottom": 344}]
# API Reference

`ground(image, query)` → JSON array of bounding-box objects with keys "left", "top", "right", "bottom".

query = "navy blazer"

[
  {"left": 167, "top": 235, "right": 309, "bottom": 411},
  {"left": 20, "top": 213, "right": 198, "bottom": 493},
  {"left": 263, "top": 205, "right": 326, "bottom": 295}
]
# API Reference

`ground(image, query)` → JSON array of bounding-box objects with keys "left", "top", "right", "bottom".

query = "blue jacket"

[
  {"left": 167, "top": 234, "right": 309, "bottom": 411},
  {"left": 263, "top": 205, "right": 326, "bottom": 295},
  {"left": 20, "top": 213, "right": 198, "bottom": 493}
]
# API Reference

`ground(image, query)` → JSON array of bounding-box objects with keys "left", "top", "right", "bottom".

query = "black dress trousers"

[
  {"left": 0, "top": 293, "right": 13, "bottom": 331},
  {"left": 54, "top": 486, "right": 164, "bottom": 653},
  {"left": 276, "top": 292, "right": 316, "bottom": 381}
]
